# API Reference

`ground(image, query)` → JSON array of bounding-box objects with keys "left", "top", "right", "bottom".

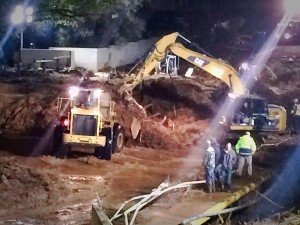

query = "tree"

[{"left": 36, "top": 0, "right": 149, "bottom": 47}]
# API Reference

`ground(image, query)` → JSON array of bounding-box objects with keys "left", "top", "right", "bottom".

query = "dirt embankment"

[
  {"left": 255, "top": 56, "right": 300, "bottom": 110},
  {"left": 0, "top": 73, "right": 214, "bottom": 150},
  {"left": 0, "top": 157, "right": 69, "bottom": 218}
]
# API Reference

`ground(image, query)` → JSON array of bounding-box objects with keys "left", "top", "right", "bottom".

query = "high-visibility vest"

[
  {"left": 292, "top": 104, "right": 300, "bottom": 116},
  {"left": 235, "top": 135, "right": 257, "bottom": 155}
]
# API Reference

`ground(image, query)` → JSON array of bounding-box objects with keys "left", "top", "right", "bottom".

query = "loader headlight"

[
  {"left": 228, "top": 93, "right": 238, "bottom": 99},
  {"left": 219, "top": 116, "right": 226, "bottom": 124},
  {"left": 69, "top": 86, "right": 80, "bottom": 98},
  {"left": 94, "top": 88, "right": 103, "bottom": 98}
]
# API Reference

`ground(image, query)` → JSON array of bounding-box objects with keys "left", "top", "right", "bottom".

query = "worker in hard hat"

[
  {"left": 235, "top": 132, "right": 257, "bottom": 177},
  {"left": 203, "top": 140, "right": 216, "bottom": 193},
  {"left": 211, "top": 138, "right": 221, "bottom": 184},
  {"left": 219, "top": 142, "right": 236, "bottom": 192},
  {"left": 291, "top": 98, "right": 300, "bottom": 133}
]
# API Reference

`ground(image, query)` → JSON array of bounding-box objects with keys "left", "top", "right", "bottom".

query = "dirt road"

[
  {"left": 0, "top": 134, "right": 287, "bottom": 225},
  {"left": 0, "top": 140, "right": 206, "bottom": 225}
]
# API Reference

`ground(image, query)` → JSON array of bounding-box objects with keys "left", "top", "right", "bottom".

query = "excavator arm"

[
  {"left": 119, "top": 32, "right": 180, "bottom": 96},
  {"left": 168, "top": 43, "right": 245, "bottom": 95},
  {"left": 119, "top": 32, "right": 246, "bottom": 96}
]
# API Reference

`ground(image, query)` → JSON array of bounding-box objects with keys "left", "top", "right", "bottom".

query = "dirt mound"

[
  {"left": 139, "top": 74, "right": 227, "bottom": 116},
  {"left": 254, "top": 56, "right": 300, "bottom": 110},
  {"left": 0, "top": 94, "right": 57, "bottom": 134},
  {"left": 108, "top": 74, "right": 223, "bottom": 150},
  {"left": 0, "top": 158, "right": 69, "bottom": 218},
  {"left": 115, "top": 95, "right": 209, "bottom": 150}
]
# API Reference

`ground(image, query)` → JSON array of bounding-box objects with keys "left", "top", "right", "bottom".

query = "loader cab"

[{"left": 71, "top": 88, "right": 102, "bottom": 108}]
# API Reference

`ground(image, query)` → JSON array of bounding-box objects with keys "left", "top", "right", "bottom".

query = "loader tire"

[
  {"left": 95, "top": 146, "right": 111, "bottom": 161},
  {"left": 56, "top": 144, "right": 70, "bottom": 159},
  {"left": 112, "top": 124, "right": 124, "bottom": 153},
  {"left": 52, "top": 125, "right": 64, "bottom": 156},
  {"left": 95, "top": 128, "right": 112, "bottom": 160}
]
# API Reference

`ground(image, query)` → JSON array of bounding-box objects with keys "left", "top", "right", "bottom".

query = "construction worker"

[
  {"left": 219, "top": 143, "right": 236, "bottom": 192},
  {"left": 204, "top": 140, "right": 216, "bottom": 193},
  {"left": 211, "top": 138, "right": 221, "bottom": 167},
  {"left": 235, "top": 131, "right": 257, "bottom": 177},
  {"left": 211, "top": 138, "right": 221, "bottom": 183},
  {"left": 291, "top": 98, "right": 300, "bottom": 133}
]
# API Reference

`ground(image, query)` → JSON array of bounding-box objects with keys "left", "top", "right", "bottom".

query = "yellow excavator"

[{"left": 119, "top": 32, "right": 286, "bottom": 133}]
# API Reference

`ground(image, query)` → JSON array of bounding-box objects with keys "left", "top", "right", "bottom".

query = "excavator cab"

[
  {"left": 229, "top": 95, "right": 286, "bottom": 132},
  {"left": 232, "top": 96, "right": 268, "bottom": 126},
  {"left": 157, "top": 54, "right": 179, "bottom": 75}
]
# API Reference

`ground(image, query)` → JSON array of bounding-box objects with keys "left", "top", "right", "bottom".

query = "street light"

[
  {"left": 240, "top": 62, "right": 249, "bottom": 71},
  {"left": 10, "top": 5, "right": 34, "bottom": 49},
  {"left": 284, "top": 32, "right": 292, "bottom": 40}
]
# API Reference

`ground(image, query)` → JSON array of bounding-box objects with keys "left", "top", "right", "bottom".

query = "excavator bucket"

[{"left": 131, "top": 117, "right": 141, "bottom": 140}]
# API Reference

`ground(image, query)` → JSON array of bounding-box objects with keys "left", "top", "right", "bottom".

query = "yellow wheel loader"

[{"left": 53, "top": 87, "right": 124, "bottom": 160}]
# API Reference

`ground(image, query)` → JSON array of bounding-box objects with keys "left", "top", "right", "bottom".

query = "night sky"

[{"left": 144, "top": 0, "right": 289, "bottom": 66}]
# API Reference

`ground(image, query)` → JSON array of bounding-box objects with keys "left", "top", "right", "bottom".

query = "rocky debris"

[
  {"left": 140, "top": 74, "right": 227, "bottom": 116},
  {"left": 0, "top": 158, "right": 69, "bottom": 217},
  {"left": 0, "top": 218, "right": 44, "bottom": 225},
  {"left": 255, "top": 56, "right": 300, "bottom": 110},
  {"left": 140, "top": 109, "right": 208, "bottom": 149},
  {"left": 0, "top": 94, "right": 57, "bottom": 135},
  {"left": 116, "top": 98, "right": 207, "bottom": 149},
  {"left": 68, "top": 67, "right": 94, "bottom": 78}
]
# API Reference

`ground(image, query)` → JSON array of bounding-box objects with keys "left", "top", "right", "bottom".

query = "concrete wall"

[
  {"left": 21, "top": 38, "right": 156, "bottom": 72},
  {"left": 100, "top": 38, "right": 156, "bottom": 68},
  {"left": 273, "top": 46, "right": 300, "bottom": 56},
  {"left": 54, "top": 38, "right": 156, "bottom": 72},
  {"left": 21, "top": 49, "right": 72, "bottom": 70},
  {"left": 51, "top": 47, "right": 98, "bottom": 72}
]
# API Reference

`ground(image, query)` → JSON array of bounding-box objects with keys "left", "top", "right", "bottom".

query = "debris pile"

[
  {"left": 254, "top": 56, "right": 300, "bottom": 110},
  {"left": 0, "top": 94, "right": 57, "bottom": 134},
  {"left": 0, "top": 158, "right": 68, "bottom": 218}
]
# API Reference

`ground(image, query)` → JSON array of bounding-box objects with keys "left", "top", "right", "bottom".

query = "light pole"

[{"left": 10, "top": 5, "right": 34, "bottom": 49}]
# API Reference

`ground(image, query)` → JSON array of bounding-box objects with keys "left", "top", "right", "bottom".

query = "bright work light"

[
  {"left": 284, "top": 32, "right": 292, "bottom": 39},
  {"left": 69, "top": 86, "right": 80, "bottom": 98},
  {"left": 94, "top": 89, "right": 103, "bottom": 98},
  {"left": 241, "top": 62, "right": 249, "bottom": 70}
]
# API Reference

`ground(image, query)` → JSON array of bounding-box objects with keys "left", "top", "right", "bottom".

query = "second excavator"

[{"left": 119, "top": 32, "right": 286, "bottom": 134}]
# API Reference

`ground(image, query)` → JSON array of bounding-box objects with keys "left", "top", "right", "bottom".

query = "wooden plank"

[
  {"left": 35, "top": 59, "right": 54, "bottom": 63},
  {"left": 91, "top": 204, "right": 111, "bottom": 225},
  {"left": 53, "top": 55, "right": 70, "bottom": 60}
]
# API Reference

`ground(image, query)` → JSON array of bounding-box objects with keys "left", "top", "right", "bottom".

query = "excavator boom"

[
  {"left": 169, "top": 43, "right": 245, "bottom": 95},
  {"left": 120, "top": 32, "right": 245, "bottom": 96}
]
